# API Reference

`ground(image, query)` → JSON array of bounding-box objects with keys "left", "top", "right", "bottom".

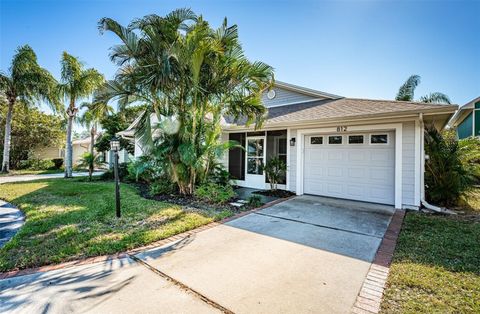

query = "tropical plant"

[
  {"left": 247, "top": 194, "right": 263, "bottom": 208},
  {"left": 194, "top": 182, "right": 236, "bottom": 204},
  {"left": 58, "top": 52, "right": 104, "bottom": 178},
  {"left": 79, "top": 100, "right": 113, "bottom": 158},
  {"left": 0, "top": 45, "right": 60, "bottom": 172},
  {"left": 263, "top": 157, "right": 287, "bottom": 191},
  {"left": 458, "top": 136, "right": 480, "bottom": 182},
  {"left": 149, "top": 179, "right": 176, "bottom": 196},
  {"left": 396, "top": 75, "right": 451, "bottom": 104},
  {"left": 424, "top": 125, "right": 474, "bottom": 206},
  {"left": 77, "top": 152, "right": 104, "bottom": 181},
  {"left": 126, "top": 157, "right": 162, "bottom": 183},
  {"left": 96, "top": 9, "right": 274, "bottom": 195}
]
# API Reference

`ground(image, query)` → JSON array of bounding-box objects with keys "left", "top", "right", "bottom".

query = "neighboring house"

[
  {"left": 31, "top": 146, "right": 64, "bottom": 160},
  {"left": 71, "top": 136, "right": 94, "bottom": 165},
  {"left": 449, "top": 96, "right": 480, "bottom": 139},
  {"left": 121, "top": 81, "right": 458, "bottom": 210}
]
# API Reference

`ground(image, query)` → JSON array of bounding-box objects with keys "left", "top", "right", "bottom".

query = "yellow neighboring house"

[{"left": 32, "top": 135, "right": 99, "bottom": 166}]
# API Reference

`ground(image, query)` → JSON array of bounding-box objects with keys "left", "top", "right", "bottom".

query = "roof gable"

[{"left": 261, "top": 81, "right": 341, "bottom": 108}]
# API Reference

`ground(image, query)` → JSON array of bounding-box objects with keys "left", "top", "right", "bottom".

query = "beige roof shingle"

[{"left": 225, "top": 98, "right": 458, "bottom": 127}]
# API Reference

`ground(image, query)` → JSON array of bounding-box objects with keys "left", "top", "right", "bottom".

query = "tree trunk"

[
  {"left": 89, "top": 126, "right": 95, "bottom": 181},
  {"left": 64, "top": 102, "right": 77, "bottom": 178},
  {"left": 1, "top": 100, "right": 14, "bottom": 173}
]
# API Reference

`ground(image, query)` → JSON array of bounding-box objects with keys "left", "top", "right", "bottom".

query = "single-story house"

[
  {"left": 122, "top": 81, "right": 458, "bottom": 210},
  {"left": 448, "top": 96, "right": 480, "bottom": 139},
  {"left": 31, "top": 146, "right": 64, "bottom": 160}
]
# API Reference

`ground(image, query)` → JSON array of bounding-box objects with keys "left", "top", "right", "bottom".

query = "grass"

[
  {"left": 0, "top": 169, "right": 65, "bottom": 177},
  {"left": 381, "top": 188, "right": 480, "bottom": 313},
  {"left": 0, "top": 178, "right": 233, "bottom": 272},
  {"left": 458, "top": 186, "right": 480, "bottom": 212}
]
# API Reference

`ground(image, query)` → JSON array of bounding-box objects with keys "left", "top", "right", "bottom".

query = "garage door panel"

[{"left": 304, "top": 132, "right": 395, "bottom": 205}]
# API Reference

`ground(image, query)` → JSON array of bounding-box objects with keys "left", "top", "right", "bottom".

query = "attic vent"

[{"left": 267, "top": 89, "right": 276, "bottom": 100}]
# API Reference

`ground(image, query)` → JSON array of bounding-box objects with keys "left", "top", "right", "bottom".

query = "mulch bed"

[
  {"left": 133, "top": 182, "right": 243, "bottom": 212},
  {"left": 253, "top": 189, "right": 295, "bottom": 198}
]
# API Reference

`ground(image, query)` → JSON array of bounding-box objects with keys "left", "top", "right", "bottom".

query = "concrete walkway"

[
  {"left": 0, "top": 171, "right": 103, "bottom": 184},
  {"left": 0, "top": 200, "right": 24, "bottom": 248},
  {"left": 0, "top": 195, "right": 394, "bottom": 313}
]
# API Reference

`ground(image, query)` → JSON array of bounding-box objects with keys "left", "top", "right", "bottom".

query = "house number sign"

[{"left": 336, "top": 126, "right": 348, "bottom": 132}]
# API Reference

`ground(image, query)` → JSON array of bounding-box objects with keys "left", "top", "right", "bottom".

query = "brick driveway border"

[{"left": 352, "top": 209, "right": 406, "bottom": 314}]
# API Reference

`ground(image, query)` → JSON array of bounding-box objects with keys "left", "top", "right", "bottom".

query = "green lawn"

[
  {"left": 0, "top": 169, "right": 65, "bottom": 177},
  {"left": 0, "top": 179, "right": 232, "bottom": 272},
  {"left": 381, "top": 189, "right": 480, "bottom": 313}
]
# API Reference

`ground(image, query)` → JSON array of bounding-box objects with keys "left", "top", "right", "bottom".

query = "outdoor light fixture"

[
  {"left": 110, "top": 136, "right": 121, "bottom": 218},
  {"left": 110, "top": 136, "right": 120, "bottom": 152},
  {"left": 290, "top": 137, "right": 296, "bottom": 146}
]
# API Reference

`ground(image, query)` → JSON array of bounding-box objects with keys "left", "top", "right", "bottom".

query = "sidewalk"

[{"left": 0, "top": 171, "right": 103, "bottom": 184}]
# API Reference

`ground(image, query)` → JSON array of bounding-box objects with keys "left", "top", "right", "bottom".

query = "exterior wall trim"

[
  {"left": 286, "top": 128, "right": 291, "bottom": 191},
  {"left": 295, "top": 123, "right": 404, "bottom": 209},
  {"left": 414, "top": 119, "right": 421, "bottom": 206}
]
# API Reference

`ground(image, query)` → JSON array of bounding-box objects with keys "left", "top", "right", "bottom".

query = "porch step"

[{"left": 230, "top": 202, "right": 245, "bottom": 207}]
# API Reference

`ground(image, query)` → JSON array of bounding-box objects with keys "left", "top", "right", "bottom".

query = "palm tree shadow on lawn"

[{"left": 0, "top": 179, "right": 216, "bottom": 272}]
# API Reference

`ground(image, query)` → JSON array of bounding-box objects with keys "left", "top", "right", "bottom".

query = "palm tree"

[
  {"left": 0, "top": 45, "right": 59, "bottom": 173},
  {"left": 79, "top": 101, "right": 113, "bottom": 158},
  {"left": 58, "top": 52, "right": 104, "bottom": 177},
  {"left": 96, "top": 9, "right": 274, "bottom": 194},
  {"left": 77, "top": 152, "right": 104, "bottom": 181},
  {"left": 396, "top": 74, "right": 451, "bottom": 104}
]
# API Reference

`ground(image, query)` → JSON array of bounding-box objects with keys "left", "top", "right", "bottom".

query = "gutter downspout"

[{"left": 419, "top": 113, "right": 456, "bottom": 214}]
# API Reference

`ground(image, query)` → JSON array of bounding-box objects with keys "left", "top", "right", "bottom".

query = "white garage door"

[{"left": 303, "top": 132, "right": 395, "bottom": 205}]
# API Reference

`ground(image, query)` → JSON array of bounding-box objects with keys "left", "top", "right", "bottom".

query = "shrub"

[
  {"left": 100, "top": 162, "right": 129, "bottom": 181},
  {"left": 18, "top": 158, "right": 55, "bottom": 170},
  {"left": 263, "top": 157, "right": 286, "bottom": 191},
  {"left": 51, "top": 158, "right": 64, "bottom": 169},
  {"left": 247, "top": 195, "right": 263, "bottom": 208},
  {"left": 458, "top": 136, "right": 480, "bottom": 183},
  {"left": 194, "top": 182, "right": 236, "bottom": 204},
  {"left": 149, "top": 179, "right": 176, "bottom": 196},
  {"left": 424, "top": 126, "right": 474, "bottom": 206},
  {"left": 126, "top": 157, "right": 162, "bottom": 183},
  {"left": 206, "top": 163, "right": 231, "bottom": 186}
]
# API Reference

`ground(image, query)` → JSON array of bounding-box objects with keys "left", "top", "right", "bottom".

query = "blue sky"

[{"left": 1, "top": 0, "right": 479, "bottom": 123}]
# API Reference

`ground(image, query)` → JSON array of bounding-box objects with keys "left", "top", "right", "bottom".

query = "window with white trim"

[
  {"left": 370, "top": 134, "right": 388, "bottom": 144},
  {"left": 310, "top": 136, "right": 323, "bottom": 144},
  {"left": 348, "top": 135, "right": 364, "bottom": 144},
  {"left": 328, "top": 135, "right": 342, "bottom": 144}
]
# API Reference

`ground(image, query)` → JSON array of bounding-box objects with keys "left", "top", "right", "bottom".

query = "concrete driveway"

[
  {"left": 136, "top": 195, "right": 394, "bottom": 313},
  {"left": 0, "top": 195, "right": 394, "bottom": 313}
]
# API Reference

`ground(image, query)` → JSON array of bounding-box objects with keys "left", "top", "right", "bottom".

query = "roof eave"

[{"left": 222, "top": 107, "right": 457, "bottom": 131}]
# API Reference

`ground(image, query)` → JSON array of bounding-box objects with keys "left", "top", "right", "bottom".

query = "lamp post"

[{"left": 110, "top": 136, "right": 121, "bottom": 218}]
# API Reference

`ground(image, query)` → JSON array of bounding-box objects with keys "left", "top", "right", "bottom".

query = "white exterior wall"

[
  {"left": 134, "top": 136, "right": 143, "bottom": 158},
  {"left": 286, "top": 121, "right": 419, "bottom": 208},
  {"left": 401, "top": 122, "right": 416, "bottom": 206}
]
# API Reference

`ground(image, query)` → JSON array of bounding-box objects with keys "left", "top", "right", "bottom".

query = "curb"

[
  {"left": 0, "top": 195, "right": 294, "bottom": 280},
  {"left": 352, "top": 209, "right": 406, "bottom": 314}
]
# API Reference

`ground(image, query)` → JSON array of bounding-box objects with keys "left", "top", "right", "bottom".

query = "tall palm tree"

[
  {"left": 96, "top": 10, "right": 274, "bottom": 194},
  {"left": 396, "top": 74, "right": 451, "bottom": 104},
  {"left": 58, "top": 52, "right": 104, "bottom": 177},
  {"left": 79, "top": 100, "right": 113, "bottom": 157},
  {"left": 0, "top": 45, "right": 59, "bottom": 173}
]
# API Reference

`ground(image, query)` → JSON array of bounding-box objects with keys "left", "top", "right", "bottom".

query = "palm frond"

[
  {"left": 396, "top": 74, "right": 421, "bottom": 101},
  {"left": 419, "top": 92, "right": 451, "bottom": 104}
]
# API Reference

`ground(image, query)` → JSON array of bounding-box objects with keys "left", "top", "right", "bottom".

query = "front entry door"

[{"left": 245, "top": 136, "right": 266, "bottom": 189}]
